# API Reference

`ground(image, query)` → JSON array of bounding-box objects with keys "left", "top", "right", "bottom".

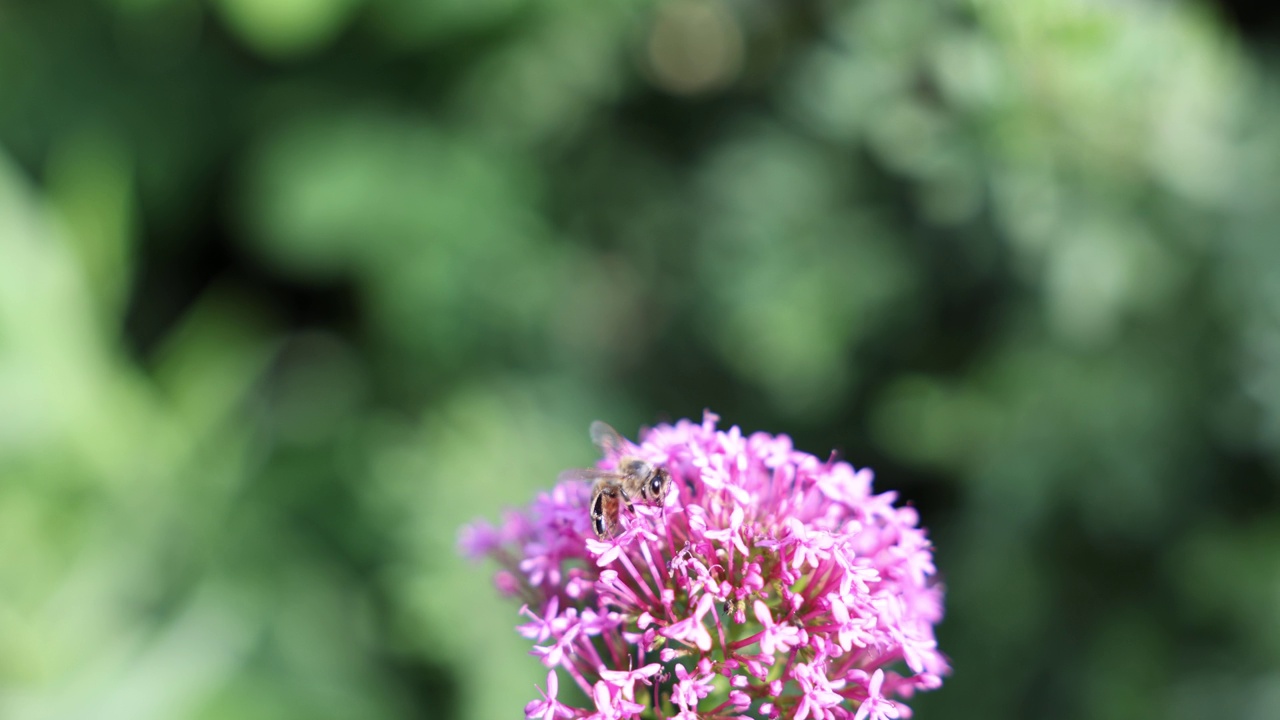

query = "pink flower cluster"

[{"left": 460, "top": 412, "right": 949, "bottom": 720}]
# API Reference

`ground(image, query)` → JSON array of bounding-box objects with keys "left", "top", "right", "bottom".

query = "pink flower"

[
  {"left": 457, "top": 521, "right": 501, "bottom": 558},
  {"left": 705, "top": 505, "right": 752, "bottom": 555},
  {"left": 589, "top": 679, "right": 646, "bottom": 720},
  {"left": 753, "top": 600, "right": 806, "bottom": 656},
  {"left": 853, "top": 670, "right": 901, "bottom": 720},
  {"left": 672, "top": 659, "right": 716, "bottom": 711},
  {"left": 793, "top": 661, "right": 844, "bottom": 720},
  {"left": 530, "top": 620, "right": 580, "bottom": 668},
  {"left": 462, "top": 412, "right": 949, "bottom": 719},
  {"left": 525, "top": 670, "right": 574, "bottom": 720},
  {"left": 598, "top": 663, "right": 661, "bottom": 701},
  {"left": 829, "top": 598, "right": 876, "bottom": 653},
  {"left": 517, "top": 596, "right": 561, "bottom": 642},
  {"left": 661, "top": 592, "right": 716, "bottom": 652}
]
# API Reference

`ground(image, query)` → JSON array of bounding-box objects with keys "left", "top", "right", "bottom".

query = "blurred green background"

[{"left": 2, "top": 0, "right": 1279, "bottom": 719}]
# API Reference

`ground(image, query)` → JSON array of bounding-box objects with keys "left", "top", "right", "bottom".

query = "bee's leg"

[{"left": 619, "top": 487, "right": 634, "bottom": 513}]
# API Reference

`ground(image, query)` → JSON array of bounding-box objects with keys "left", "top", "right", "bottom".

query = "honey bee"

[{"left": 561, "top": 421, "right": 672, "bottom": 539}]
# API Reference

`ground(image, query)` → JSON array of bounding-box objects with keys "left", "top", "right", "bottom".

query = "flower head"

[{"left": 462, "top": 412, "right": 949, "bottom": 719}]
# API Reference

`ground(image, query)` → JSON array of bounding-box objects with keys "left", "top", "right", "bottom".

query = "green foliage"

[{"left": 1, "top": 1, "right": 1279, "bottom": 719}]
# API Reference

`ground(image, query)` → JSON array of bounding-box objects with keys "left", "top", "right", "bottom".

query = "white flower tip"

[
  {"left": 545, "top": 670, "right": 558, "bottom": 695},
  {"left": 753, "top": 599, "right": 773, "bottom": 626}
]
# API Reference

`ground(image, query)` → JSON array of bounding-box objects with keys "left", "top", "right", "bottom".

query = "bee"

[
  {"left": 561, "top": 421, "right": 672, "bottom": 539},
  {"left": 723, "top": 596, "right": 746, "bottom": 622}
]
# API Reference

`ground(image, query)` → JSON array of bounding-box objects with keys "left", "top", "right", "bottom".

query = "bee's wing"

[
  {"left": 558, "top": 467, "right": 622, "bottom": 484},
  {"left": 589, "top": 421, "right": 628, "bottom": 455}
]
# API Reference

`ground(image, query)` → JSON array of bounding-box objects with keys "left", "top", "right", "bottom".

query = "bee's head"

[{"left": 649, "top": 467, "right": 671, "bottom": 500}]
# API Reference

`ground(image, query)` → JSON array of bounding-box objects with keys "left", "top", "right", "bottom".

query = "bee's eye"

[{"left": 650, "top": 477, "right": 664, "bottom": 495}]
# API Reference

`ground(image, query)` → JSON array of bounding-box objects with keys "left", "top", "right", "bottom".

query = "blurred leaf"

[{"left": 213, "top": 0, "right": 362, "bottom": 58}]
